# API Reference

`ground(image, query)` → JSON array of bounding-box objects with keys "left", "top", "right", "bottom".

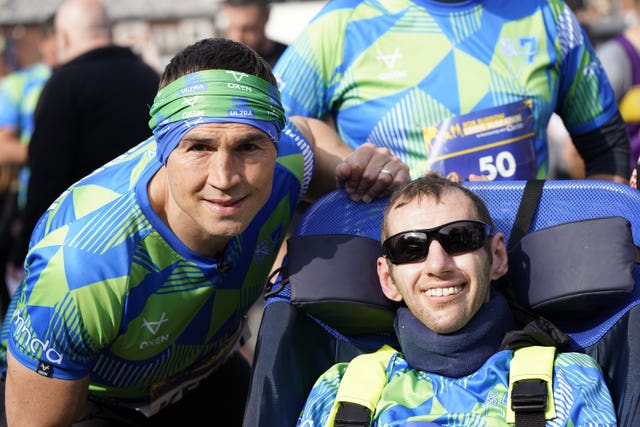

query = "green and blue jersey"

[
  {"left": 0, "top": 121, "right": 314, "bottom": 415},
  {"left": 298, "top": 349, "right": 617, "bottom": 426},
  {"left": 275, "top": 0, "right": 618, "bottom": 179}
]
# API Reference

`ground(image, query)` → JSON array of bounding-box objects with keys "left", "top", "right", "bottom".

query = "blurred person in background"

[
  {"left": 597, "top": 0, "right": 640, "bottom": 173},
  {"left": 8, "top": 0, "right": 159, "bottom": 289},
  {"left": 0, "top": 13, "right": 57, "bottom": 312},
  {"left": 220, "top": 0, "right": 287, "bottom": 68}
]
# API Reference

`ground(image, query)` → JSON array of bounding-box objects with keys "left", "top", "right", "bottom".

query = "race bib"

[{"left": 425, "top": 100, "right": 536, "bottom": 180}]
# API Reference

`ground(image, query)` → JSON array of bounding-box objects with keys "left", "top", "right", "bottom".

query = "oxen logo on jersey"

[
  {"left": 376, "top": 48, "right": 407, "bottom": 81},
  {"left": 254, "top": 240, "right": 272, "bottom": 263},
  {"left": 140, "top": 313, "right": 170, "bottom": 350},
  {"left": 37, "top": 361, "right": 53, "bottom": 378},
  {"left": 498, "top": 36, "right": 538, "bottom": 77},
  {"left": 142, "top": 312, "right": 168, "bottom": 335},
  {"left": 254, "top": 225, "right": 282, "bottom": 263},
  {"left": 377, "top": 48, "right": 402, "bottom": 69},
  {"left": 482, "top": 390, "right": 506, "bottom": 417}
]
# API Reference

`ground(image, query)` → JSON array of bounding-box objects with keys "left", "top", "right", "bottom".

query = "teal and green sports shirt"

[
  {"left": 275, "top": 0, "right": 619, "bottom": 179},
  {"left": 0, "top": 121, "right": 314, "bottom": 415},
  {"left": 298, "top": 349, "right": 617, "bottom": 426},
  {"left": 0, "top": 62, "right": 52, "bottom": 208}
]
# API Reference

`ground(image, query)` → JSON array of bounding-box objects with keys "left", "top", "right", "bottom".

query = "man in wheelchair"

[{"left": 296, "top": 173, "right": 617, "bottom": 426}]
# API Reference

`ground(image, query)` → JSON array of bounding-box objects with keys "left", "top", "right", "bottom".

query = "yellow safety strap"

[
  {"left": 325, "top": 344, "right": 397, "bottom": 427},
  {"left": 506, "top": 346, "right": 556, "bottom": 424}
]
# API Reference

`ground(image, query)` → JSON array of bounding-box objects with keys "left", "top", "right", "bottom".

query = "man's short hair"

[
  {"left": 159, "top": 37, "right": 276, "bottom": 88},
  {"left": 381, "top": 172, "right": 494, "bottom": 241}
]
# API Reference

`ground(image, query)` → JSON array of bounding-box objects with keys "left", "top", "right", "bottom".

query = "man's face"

[
  {"left": 377, "top": 189, "right": 506, "bottom": 334},
  {"left": 165, "top": 122, "right": 277, "bottom": 254},
  {"left": 222, "top": 4, "right": 268, "bottom": 52}
]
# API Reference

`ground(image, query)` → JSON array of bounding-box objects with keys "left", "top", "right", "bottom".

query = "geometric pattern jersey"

[
  {"left": 297, "top": 349, "right": 617, "bottom": 426},
  {"left": 0, "top": 120, "right": 313, "bottom": 411},
  {"left": 275, "top": 0, "right": 619, "bottom": 179}
]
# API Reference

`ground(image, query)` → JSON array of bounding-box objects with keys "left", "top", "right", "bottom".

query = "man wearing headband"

[
  {"left": 0, "top": 38, "right": 409, "bottom": 426},
  {"left": 298, "top": 172, "right": 616, "bottom": 426}
]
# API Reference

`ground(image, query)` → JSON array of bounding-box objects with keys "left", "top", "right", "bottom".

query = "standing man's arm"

[
  {"left": 291, "top": 116, "right": 409, "bottom": 203},
  {"left": 5, "top": 350, "right": 90, "bottom": 426},
  {"left": 572, "top": 111, "right": 631, "bottom": 184}
]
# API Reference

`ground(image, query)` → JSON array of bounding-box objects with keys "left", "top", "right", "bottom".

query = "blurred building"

[{"left": 0, "top": 0, "right": 219, "bottom": 75}]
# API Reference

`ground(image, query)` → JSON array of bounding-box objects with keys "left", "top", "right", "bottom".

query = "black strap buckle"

[
  {"left": 511, "top": 379, "right": 548, "bottom": 413},
  {"left": 335, "top": 402, "right": 371, "bottom": 427}
]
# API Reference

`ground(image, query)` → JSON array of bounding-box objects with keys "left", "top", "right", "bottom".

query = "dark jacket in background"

[{"left": 15, "top": 45, "right": 159, "bottom": 263}]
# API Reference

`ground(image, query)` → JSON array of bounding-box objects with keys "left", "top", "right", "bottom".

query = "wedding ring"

[{"left": 379, "top": 168, "right": 394, "bottom": 177}]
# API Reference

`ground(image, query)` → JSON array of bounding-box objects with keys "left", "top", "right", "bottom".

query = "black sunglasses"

[{"left": 383, "top": 220, "right": 493, "bottom": 265}]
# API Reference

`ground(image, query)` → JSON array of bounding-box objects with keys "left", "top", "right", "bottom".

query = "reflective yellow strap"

[
  {"left": 506, "top": 346, "right": 556, "bottom": 424},
  {"left": 325, "top": 345, "right": 397, "bottom": 427}
]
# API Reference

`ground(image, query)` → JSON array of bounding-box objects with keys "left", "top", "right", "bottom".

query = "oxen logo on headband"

[
  {"left": 182, "top": 96, "right": 201, "bottom": 108},
  {"left": 227, "top": 71, "right": 249, "bottom": 82}
]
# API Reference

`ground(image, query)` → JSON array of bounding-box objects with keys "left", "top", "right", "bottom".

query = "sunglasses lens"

[
  {"left": 438, "top": 222, "right": 487, "bottom": 254},
  {"left": 384, "top": 221, "right": 489, "bottom": 265},
  {"left": 385, "top": 231, "right": 429, "bottom": 264}
]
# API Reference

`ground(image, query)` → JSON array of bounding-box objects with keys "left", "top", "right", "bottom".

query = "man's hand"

[
  {"left": 336, "top": 142, "right": 410, "bottom": 202},
  {"left": 444, "top": 171, "right": 489, "bottom": 183}
]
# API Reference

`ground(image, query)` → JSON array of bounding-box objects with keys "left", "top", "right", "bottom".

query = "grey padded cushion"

[
  {"left": 288, "top": 234, "right": 398, "bottom": 335},
  {"left": 508, "top": 216, "right": 636, "bottom": 317}
]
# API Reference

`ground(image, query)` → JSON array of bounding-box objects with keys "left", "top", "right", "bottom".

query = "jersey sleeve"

[
  {"left": 552, "top": 352, "right": 617, "bottom": 426},
  {"left": 6, "top": 253, "right": 99, "bottom": 380},
  {"left": 277, "top": 119, "right": 315, "bottom": 201},
  {"left": 4, "top": 223, "right": 127, "bottom": 380},
  {"left": 552, "top": 2, "right": 619, "bottom": 136}
]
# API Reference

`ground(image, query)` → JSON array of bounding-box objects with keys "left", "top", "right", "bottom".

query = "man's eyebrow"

[
  {"left": 181, "top": 134, "right": 212, "bottom": 144},
  {"left": 181, "top": 130, "right": 271, "bottom": 145}
]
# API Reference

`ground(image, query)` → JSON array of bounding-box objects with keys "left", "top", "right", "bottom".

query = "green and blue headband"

[{"left": 148, "top": 69, "right": 286, "bottom": 165}]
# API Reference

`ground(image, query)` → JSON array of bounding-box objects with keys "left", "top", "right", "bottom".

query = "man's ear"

[
  {"left": 489, "top": 232, "right": 508, "bottom": 281},
  {"left": 377, "top": 256, "right": 402, "bottom": 302}
]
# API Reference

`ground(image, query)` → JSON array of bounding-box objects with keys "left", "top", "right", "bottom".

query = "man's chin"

[{"left": 207, "top": 218, "right": 251, "bottom": 238}]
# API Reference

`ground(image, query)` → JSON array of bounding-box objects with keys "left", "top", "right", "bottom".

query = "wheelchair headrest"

[{"left": 283, "top": 180, "right": 640, "bottom": 349}]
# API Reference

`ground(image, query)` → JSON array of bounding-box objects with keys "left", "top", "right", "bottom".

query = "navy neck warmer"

[{"left": 394, "top": 290, "right": 515, "bottom": 378}]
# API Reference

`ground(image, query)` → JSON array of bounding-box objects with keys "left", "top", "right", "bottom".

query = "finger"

[
  {"left": 445, "top": 172, "right": 464, "bottom": 183},
  {"left": 467, "top": 173, "right": 490, "bottom": 182},
  {"left": 359, "top": 160, "right": 410, "bottom": 202},
  {"left": 341, "top": 147, "right": 387, "bottom": 200}
]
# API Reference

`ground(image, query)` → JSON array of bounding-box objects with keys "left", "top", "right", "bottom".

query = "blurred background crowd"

[
  {"left": 0, "top": 0, "right": 326, "bottom": 76},
  {"left": 0, "top": 0, "right": 634, "bottom": 79}
]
